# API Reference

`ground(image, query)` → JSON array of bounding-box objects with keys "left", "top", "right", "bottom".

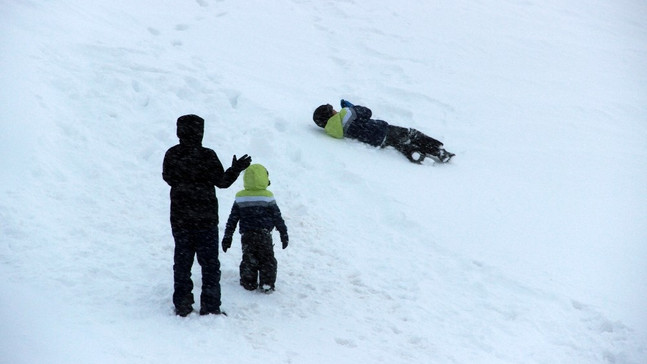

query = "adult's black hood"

[{"left": 177, "top": 114, "right": 204, "bottom": 146}]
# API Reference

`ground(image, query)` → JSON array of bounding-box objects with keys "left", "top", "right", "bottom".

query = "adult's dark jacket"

[{"left": 163, "top": 115, "right": 240, "bottom": 230}]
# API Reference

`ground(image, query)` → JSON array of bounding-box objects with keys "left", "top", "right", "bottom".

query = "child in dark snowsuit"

[
  {"left": 313, "top": 99, "right": 454, "bottom": 163},
  {"left": 222, "top": 164, "right": 289, "bottom": 293}
]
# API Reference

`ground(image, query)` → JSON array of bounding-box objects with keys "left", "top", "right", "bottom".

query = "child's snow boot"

[
  {"left": 437, "top": 149, "right": 455, "bottom": 163},
  {"left": 260, "top": 284, "right": 275, "bottom": 294},
  {"left": 240, "top": 280, "right": 258, "bottom": 291},
  {"left": 199, "top": 307, "right": 227, "bottom": 316}
]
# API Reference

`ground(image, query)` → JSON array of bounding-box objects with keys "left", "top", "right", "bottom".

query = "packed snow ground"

[{"left": 1, "top": 0, "right": 646, "bottom": 363}]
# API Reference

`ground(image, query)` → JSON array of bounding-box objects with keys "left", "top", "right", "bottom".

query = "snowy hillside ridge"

[{"left": 1, "top": 0, "right": 646, "bottom": 363}]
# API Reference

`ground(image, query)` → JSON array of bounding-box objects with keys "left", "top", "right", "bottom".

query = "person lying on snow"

[
  {"left": 221, "top": 163, "right": 289, "bottom": 293},
  {"left": 313, "top": 99, "right": 454, "bottom": 163}
]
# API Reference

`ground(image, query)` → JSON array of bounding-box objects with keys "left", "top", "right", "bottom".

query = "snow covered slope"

[{"left": 1, "top": 0, "right": 646, "bottom": 363}]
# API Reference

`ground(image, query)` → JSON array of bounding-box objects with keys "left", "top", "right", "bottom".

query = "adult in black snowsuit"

[{"left": 163, "top": 114, "right": 251, "bottom": 317}]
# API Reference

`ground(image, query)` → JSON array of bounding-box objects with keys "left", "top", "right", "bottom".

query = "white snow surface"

[{"left": 1, "top": 0, "right": 646, "bottom": 363}]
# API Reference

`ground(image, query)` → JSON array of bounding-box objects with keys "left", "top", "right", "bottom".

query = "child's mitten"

[
  {"left": 340, "top": 99, "right": 354, "bottom": 108},
  {"left": 222, "top": 235, "right": 233, "bottom": 252}
]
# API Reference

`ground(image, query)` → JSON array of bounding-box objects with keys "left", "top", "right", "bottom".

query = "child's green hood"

[
  {"left": 243, "top": 164, "right": 269, "bottom": 191},
  {"left": 236, "top": 164, "right": 273, "bottom": 198}
]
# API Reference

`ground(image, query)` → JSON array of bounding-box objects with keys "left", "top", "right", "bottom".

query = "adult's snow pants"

[{"left": 172, "top": 227, "right": 221, "bottom": 313}]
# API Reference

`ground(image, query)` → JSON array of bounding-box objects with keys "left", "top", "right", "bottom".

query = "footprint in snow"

[{"left": 335, "top": 337, "right": 358, "bottom": 348}]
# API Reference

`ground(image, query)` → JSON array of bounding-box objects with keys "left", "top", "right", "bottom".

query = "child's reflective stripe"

[
  {"left": 235, "top": 195, "right": 276, "bottom": 207},
  {"left": 341, "top": 107, "right": 356, "bottom": 135}
]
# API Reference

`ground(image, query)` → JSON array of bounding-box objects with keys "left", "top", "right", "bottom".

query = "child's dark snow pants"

[
  {"left": 239, "top": 230, "right": 277, "bottom": 290},
  {"left": 383, "top": 125, "right": 444, "bottom": 163}
]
